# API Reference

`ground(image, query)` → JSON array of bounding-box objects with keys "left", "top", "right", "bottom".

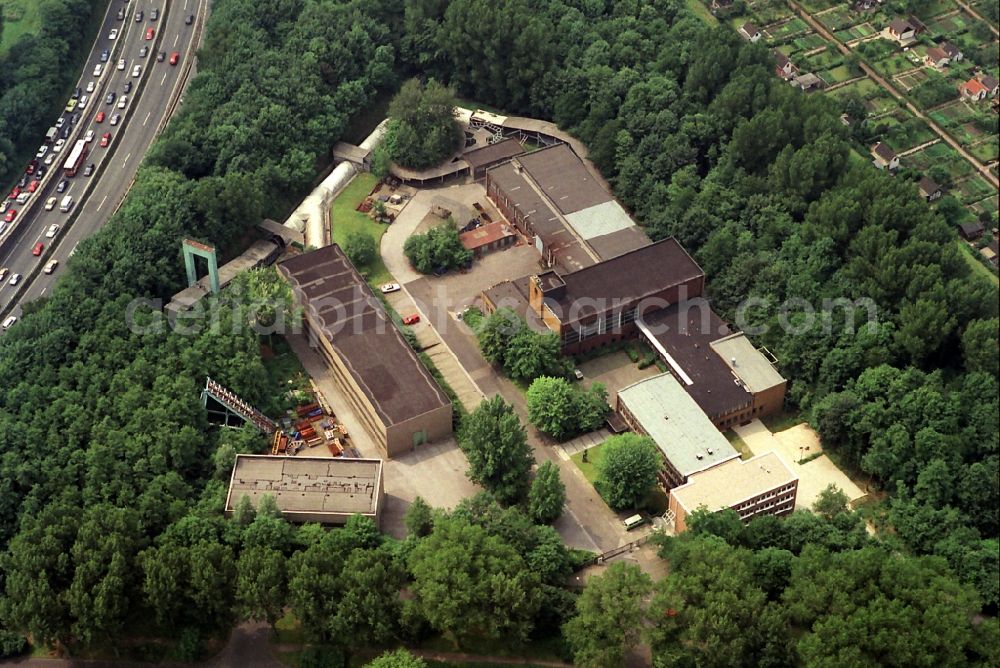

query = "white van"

[
  {"left": 60, "top": 195, "right": 74, "bottom": 213},
  {"left": 15, "top": 192, "right": 30, "bottom": 205},
  {"left": 93, "top": 63, "right": 104, "bottom": 77},
  {"left": 2, "top": 315, "right": 16, "bottom": 330},
  {"left": 623, "top": 514, "right": 646, "bottom": 531}
]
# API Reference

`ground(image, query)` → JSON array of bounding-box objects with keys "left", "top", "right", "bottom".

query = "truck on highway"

[
  {"left": 63, "top": 140, "right": 88, "bottom": 177},
  {"left": 60, "top": 195, "right": 74, "bottom": 213}
]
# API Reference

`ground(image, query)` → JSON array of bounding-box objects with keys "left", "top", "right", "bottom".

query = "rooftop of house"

[
  {"left": 963, "top": 78, "right": 989, "bottom": 94},
  {"left": 460, "top": 221, "right": 516, "bottom": 250},
  {"left": 741, "top": 22, "right": 760, "bottom": 35},
  {"left": 670, "top": 452, "right": 798, "bottom": 515},
  {"left": 278, "top": 245, "right": 451, "bottom": 427},
  {"left": 918, "top": 176, "right": 940, "bottom": 196},
  {"left": 226, "top": 455, "right": 382, "bottom": 517},
  {"left": 872, "top": 142, "right": 896, "bottom": 161},
  {"left": 981, "top": 75, "right": 999, "bottom": 90},
  {"left": 940, "top": 41, "right": 961, "bottom": 57},
  {"left": 888, "top": 18, "right": 914, "bottom": 34},
  {"left": 925, "top": 47, "right": 949, "bottom": 62},
  {"left": 617, "top": 373, "right": 740, "bottom": 478}
]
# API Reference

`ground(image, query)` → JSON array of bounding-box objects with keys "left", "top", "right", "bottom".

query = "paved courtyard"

[{"left": 733, "top": 419, "right": 867, "bottom": 510}]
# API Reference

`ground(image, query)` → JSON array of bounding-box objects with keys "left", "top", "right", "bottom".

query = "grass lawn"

[
  {"left": 957, "top": 241, "right": 1000, "bottom": 286},
  {"left": 329, "top": 173, "right": 393, "bottom": 285},
  {"left": 725, "top": 430, "right": 755, "bottom": 460},
  {"left": 571, "top": 443, "right": 604, "bottom": 485},
  {"left": 761, "top": 408, "right": 805, "bottom": 432},
  {"left": 686, "top": 0, "right": 719, "bottom": 25},
  {"left": 275, "top": 612, "right": 307, "bottom": 646},
  {"left": 0, "top": 0, "right": 43, "bottom": 56}
]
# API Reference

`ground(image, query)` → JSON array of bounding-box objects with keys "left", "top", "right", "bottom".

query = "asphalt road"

[{"left": 0, "top": 0, "right": 204, "bottom": 322}]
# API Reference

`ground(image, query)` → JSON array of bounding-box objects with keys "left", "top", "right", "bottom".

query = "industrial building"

[
  {"left": 478, "top": 143, "right": 786, "bottom": 423},
  {"left": 278, "top": 245, "right": 453, "bottom": 458},
  {"left": 615, "top": 373, "right": 740, "bottom": 489},
  {"left": 485, "top": 143, "right": 650, "bottom": 272},
  {"left": 640, "top": 302, "right": 786, "bottom": 429},
  {"left": 225, "top": 454, "right": 384, "bottom": 527},
  {"left": 668, "top": 452, "right": 798, "bottom": 532},
  {"left": 500, "top": 238, "right": 705, "bottom": 355}
]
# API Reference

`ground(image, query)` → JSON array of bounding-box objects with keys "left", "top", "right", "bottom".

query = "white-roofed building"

[
  {"left": 615, "top": 373, "right": 740, "bottom": 489},
  {"left": 669, "top": 452, "right": 798, "bottom": 532}
]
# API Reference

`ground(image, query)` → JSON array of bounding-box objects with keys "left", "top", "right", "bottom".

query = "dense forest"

[
  {"left": 0, "top": 0, "right": 996, "bottom": 664},
  {"left": 0, "top": 0, "right": 105, "bottom": 187}
]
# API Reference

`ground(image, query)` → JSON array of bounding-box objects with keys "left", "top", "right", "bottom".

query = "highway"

[{"left": 0, "top": 0, "right": 204, "bottom": 323}]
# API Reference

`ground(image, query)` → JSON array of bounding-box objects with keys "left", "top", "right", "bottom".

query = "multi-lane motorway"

[{"left": 0, "top": 0, "right": 204, "bottom": 324}]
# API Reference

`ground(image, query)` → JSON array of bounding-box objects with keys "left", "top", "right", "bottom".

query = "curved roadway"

[{"left": 0, "top": 0, "right": 205, "bottom": 322}]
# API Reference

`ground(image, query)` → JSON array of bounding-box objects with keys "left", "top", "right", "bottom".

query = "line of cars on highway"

[{"left": 0, "top": 2, "right": 192, "bottom": 330}]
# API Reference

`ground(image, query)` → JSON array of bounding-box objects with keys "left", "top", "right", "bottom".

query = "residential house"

[
  {"left": 980, "top": 239, "right": 999, "bottom": 268},
  {"left": 774, "top": 51, "right": 798, "bottom": 79},
  {"left": 924, "top": 47, "right": 950, "bottom": 70},
  {"left": 918, "top": 176, "right": 942, "bottom": 202},
  {"left": 940, "top": 41, "right": 963, "bottom": 62},
  {"left": 871, "top": 142, "right": 899, "bottom": 170},
  {"left": 961, "top": 77, "right": 991, "bottom": 101},
  {"left": 711, "top": 0, "right": 733, "bottom": 11},
  {"left": 739, "top": 22, "right": 762, "bottom": 43},
  {"left": 981, "top": 75, "right": 999, "bottom": 98},
  {"left": 958, "top": 221, "right": 984, "bottom": 241},
  {"left": 886, "top": 18, "right": 916, "bottom": 46},
  {"left": 792, "top": 72, "right": 825, "bottom": 92}
]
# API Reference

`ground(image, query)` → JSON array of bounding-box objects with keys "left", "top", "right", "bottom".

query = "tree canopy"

[{"left": 383, "top": 78, "right": 461, "bottom": 170}]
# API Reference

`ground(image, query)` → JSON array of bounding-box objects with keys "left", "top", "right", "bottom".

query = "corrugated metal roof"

[
  {"left": 565, "top": 200, "right": 635, "bottom": 241},
  {"left": 617, "top": 373, "right": 738, "bottom": 478}
]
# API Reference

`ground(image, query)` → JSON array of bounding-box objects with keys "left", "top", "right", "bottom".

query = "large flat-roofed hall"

[
  {"left": 279, "top": 245, "right": 452, "bottom": 458},
  {"left": 225, "top": 455, "right": 384, "bottom": 527}
]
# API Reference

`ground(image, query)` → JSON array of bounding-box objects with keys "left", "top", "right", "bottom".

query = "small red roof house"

[
  {"left": 871, "top": 142, "right": 899, "bottom": 171},
  {"left": 774, "top": 51, "right": 798, "bottom": 79},
  {"left": 739, "top": 22, "right": 762, "bottom": 43},
  {"left": 961, "top": 77, "right": 991, "bottom": 101},
  {"left": 924, "top": 47, "right": 950, "bottom": 70},
  {"left": 940, "top": 41, "right": 963, "bottom": 62},
  {"left": 459, "top": 221, "right": 517, "bottom": 258},
  {"left": 886, "top": 18, "right": 916, "bottom": 46}
]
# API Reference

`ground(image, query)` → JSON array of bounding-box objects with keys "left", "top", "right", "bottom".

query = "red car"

[
  {"left": 169, "top": 51, "right": 180, "bottom": 66},
  {"left": 100, "top": 132, "right": 111, "bottom": 147},
  {"left": 402, "top": 314, "right": 420, "bottom": 325},
  {"left": 145, "top": 27, "right": 155, "bottom": 40},
  {"left": 32, "top": 242, "right": 44, "bottom": 256},
  {"left": 95, "top": 111, "right": 105, "bottom": 123},
  {"left": 9, "top": 186, "right": 20, "bottom": 199},
  {"left": 26, "top": 161, "right": 37, "bottom": 175},
  {"left": 27, "top": 180, "right": 39, "bottom": 193},
  {"left": 3, "top": 209, "right": 16, "bottom": 223}
]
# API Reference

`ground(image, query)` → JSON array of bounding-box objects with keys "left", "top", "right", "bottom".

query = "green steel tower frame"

[{"left": 182, "top": 238, "right": 220, "bottom": 293}]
